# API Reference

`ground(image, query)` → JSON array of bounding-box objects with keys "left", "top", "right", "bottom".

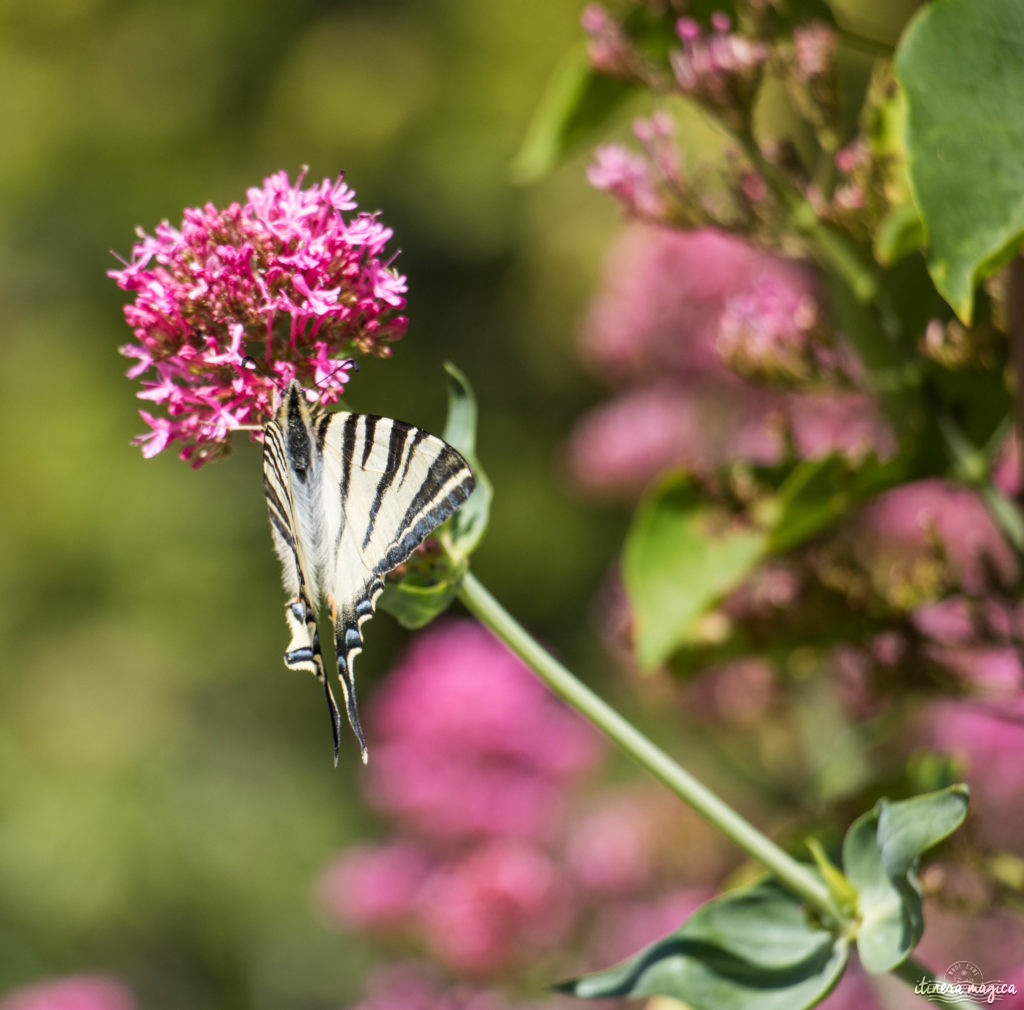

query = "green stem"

[
  {"left": 456, "top": 570, "right": 846, "bottom": 928},
  {"left": 939, "top": 413, "right": 1024, "bottom": 553}
]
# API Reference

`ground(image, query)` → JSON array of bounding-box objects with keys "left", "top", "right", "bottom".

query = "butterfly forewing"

[
  {"left": 263, "top": 382, "right": 475, "bottom": 764},
  {"left": 319, "top": 412, "right": 475, "bottom": 758}
]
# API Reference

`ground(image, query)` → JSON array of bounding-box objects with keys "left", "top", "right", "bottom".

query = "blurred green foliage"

[{"left": 0, "top": 1, "right": 626, "bottom": 1006}]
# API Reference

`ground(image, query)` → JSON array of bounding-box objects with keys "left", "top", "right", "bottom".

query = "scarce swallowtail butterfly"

[{"left": 261, "top": 378, "right": 475, "bottom": 765}]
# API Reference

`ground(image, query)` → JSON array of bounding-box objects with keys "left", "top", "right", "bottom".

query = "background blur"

[
  {"left": 0, "top": 1, "right": 623, "bottom": 1007},
  {"left": 0, "top": 1, "right": 989, "bottom": 1009}
]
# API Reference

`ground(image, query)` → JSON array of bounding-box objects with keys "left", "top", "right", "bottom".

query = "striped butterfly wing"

[
  {"left": 262, "top": 414, "right": 345, "bottom": 757},
  {"left": 319, "top": 413, "right": 475, "bottom": 761}
]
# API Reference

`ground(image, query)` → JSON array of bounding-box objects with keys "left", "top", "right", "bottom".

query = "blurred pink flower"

[
  {"left": 717, "top": 273, "right": 824, "bottom": 382},
  {"left": 816, "top": 960, "right": 885, "bottom": 1010},
  {"left": 911, "top": 597, "right": 1024, "bottom": 689},
  {"left": 566, "top": 382, "right": 784, "bottom": 496},
  {"left": 924, "top": 699, "right": 1024, "bottom": 849},
  {"left": 0, "top": 976, "right": 136, "bottom": 1010},
  {"left": 785, "top": 392, "right": 895, "bottom": 460},
  {"left": 723, "top": 561, "right": 801, "bottom": 617},
  {"left": 317, "top": 841, "right": 433, "bottom": 932},
  {"left": 567, "top": 380, "right": 891, "bottom": 497},
  {"left": 993, "top": 430, "right": 1022, "bottom": 497},
  {"left": 916, "top": 904, "right": 1024, "bottom": 990},
  {"left": 670, "top": 15, "right": 768, "bottom": 109},
  {"left": 580, "top": 225, "right": 810, "bottom": 381},
  {"left": 587, "top": 145, "right": 666, "bottom": 219},
  {"left": 569, "top": 225, "right": 893, "bottom": 495},
  {"left": 581, "top": 4, "right": 641, "bottom": 79},
  {"left": 912, "top": 597, "right": 978, "bottom": 645},
  {"left": 110, "top": 168, "right": 406, "bottom": 465},
  {"left": 848, "top": 480, "right": 1017, "bottom": 596},
  {"left": 792, "top": 22, "right": 838, "bottom": 81},
  {"left": 688, "top": 657, "right": 777, "bottom": 726},
  {"left": 928, "top": 646, "right": 1024, "bottom": 695},
  {"left": 365, "top": 621, "right": 603, "bottom": 842},
  {"left": 564, "top": 788, "right": 669, "bottom": 897},
  {"left": 419, "top": 840, "right": 575, "bottom": 976}
]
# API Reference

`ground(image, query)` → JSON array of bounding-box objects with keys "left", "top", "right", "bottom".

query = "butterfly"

[{"left": 261, "top": 378, "right": 475, "bottom": 764}]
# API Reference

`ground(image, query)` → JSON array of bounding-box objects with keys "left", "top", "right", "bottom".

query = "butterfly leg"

[{"left": 283, "top": 591, "right": 343, "bottom": 764}]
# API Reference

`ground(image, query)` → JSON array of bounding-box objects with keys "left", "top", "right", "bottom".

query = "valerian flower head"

[
  {"left": 670, "top": 13, "right": 769, "bottom": 128},
  {"left": 110, "top": 168, "right": 408, "bottom": 466},
  {"left": 581, "top": 3, "right": 642, "bottom": 78}
]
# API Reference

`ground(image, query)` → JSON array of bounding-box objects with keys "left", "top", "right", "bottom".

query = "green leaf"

[
  {"left": 559, "top": 878, "right": 848, "bottom": 1009},
  {"left": 511, "top": 44, "right": 635, "bottom": 184},
  {"left": 821, "top": 268, "right": 925, "bottom": 442},
  {"left": 842, "top": 809, "right": 919, "bottom": 974},
  {"left": 842, "top": 786, "right": 969, "bottom": 973},
  {"left": 378, "top": 568, "right": 464, "bottom": 630},
  {"left": 623, "top": 476, "right": 764, "bottom": 670},
  {"left": 874, "top": 203, "right": 925, "bottom": 267},
  {"left": 806, "top": 838, "right": 859, "bottom": 915},
  {"left": 441, "top": 362, "right": 491, "bottom": 562},
  {"left": 867, "top": 66, "right": 921, "bottom": 267},
  {"left": 876, "top": 785, "right": 969, "bottom": 879},
  {"left": 765, "top": 453, "right": 906, "bottom": 555},
  {"left": 896, "top": 0, "right": 1024, "bottom": 322}
]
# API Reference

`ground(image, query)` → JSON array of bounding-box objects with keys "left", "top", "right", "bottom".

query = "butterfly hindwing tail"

[
  {"left": 284, "top": 594, "right": 343, "bottom": 763},
  {"left": 328, "top": 579, "right": 384, "bottom": 766},
  {"left": 264, "top": 413, "right": 344, "bottom": 762}
]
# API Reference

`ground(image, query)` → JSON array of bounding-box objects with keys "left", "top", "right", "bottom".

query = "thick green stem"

[
  {"left": 456, "top": 570, "right": 846, "bottom": 928},
  {"left": 456, "top": 571, "right": 982, "bottom": 1006}
]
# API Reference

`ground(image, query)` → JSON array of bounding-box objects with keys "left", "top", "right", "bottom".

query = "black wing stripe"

[
  {"left": 337, "top": 413, "right": 360, "bottom": 504},
  {"left": 399, "top": 427, "right": 431, "bottom": 483},
  {"left": 363, "top": 420, "right": 413, "bottom": 548},
  {"left": 377, "top": 465, "right": 475, "bottom": 575},
  {"left": 360, "top": 415, "right": 379, "bottom": 467},
  {"left": 391, "top": 449, "right": 469, "bottom": 548}
]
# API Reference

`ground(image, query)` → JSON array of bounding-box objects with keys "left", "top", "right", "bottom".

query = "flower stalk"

[
  {"left": 455, "top": 569, "right": 846, "bottom": 929},
  {"left": 457, "top": 570, "right": 985, "bottom": 1009}
]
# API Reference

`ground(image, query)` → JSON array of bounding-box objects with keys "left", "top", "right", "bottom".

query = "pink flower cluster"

[
  {"left": 846, "top": 480, "right": 1018, "bottom": 599},
  {"left": 318, "top": 620, "right": 721, "bottom": 998},
  {"left": 717, "top": 273, "right": 860, "bottom": 385},
  {"left": 0, "top": 975, "right": 136, "bottom": 1010},
  {"left": 818, "top": 480, "right": 1022, "bottom": 713},
  {"left": 588, "top": 113, "right": 685, "bottom": 224},
  {"left": 580, "top": 4, "right": 641, "bottom": 79},
  {"left": 792, "top": 22, "right": 838, "bottom": 81},
  {"left": 671, "top": 13, "right": 769, "bottom": 118},
  {"left": 588, "top": 144, "right": 666, "bottom": 222},
  {"left": 581, "top": 8, "right": 867, "bottom": 239},
  {"left": 110, "top": 169, "right": 407, "bottom": 466},
  {"left": 318, "top": 621, "right": 601, "bottom": 976},
  {"left": 567, "top": 225, "right": 893, "bottom": 496}
]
